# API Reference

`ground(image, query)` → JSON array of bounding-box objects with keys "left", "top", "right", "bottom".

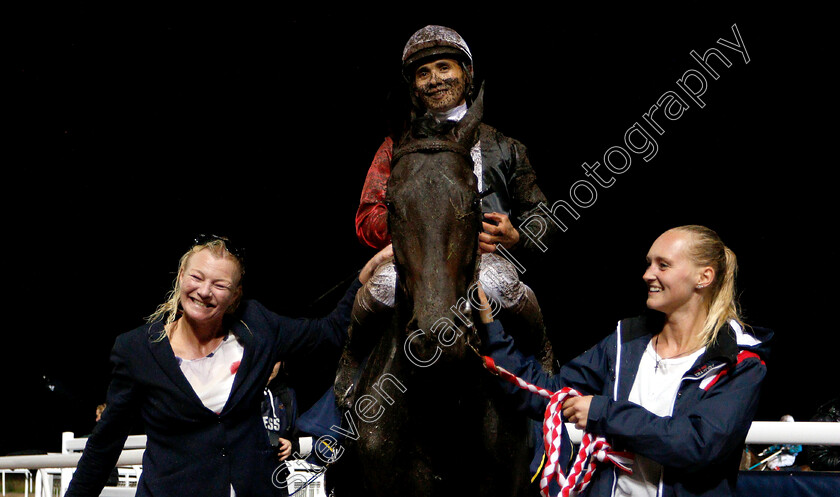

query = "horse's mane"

[{"left": 409, "top": 114, "right": 458, "bottom": 139}]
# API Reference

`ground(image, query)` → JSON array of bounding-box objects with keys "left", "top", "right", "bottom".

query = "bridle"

[{"left": 391, "top": 138, "right": 472, "bottom": 164}]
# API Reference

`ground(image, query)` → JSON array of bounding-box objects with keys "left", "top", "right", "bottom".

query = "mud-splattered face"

[{"left": 413, "top": 58, "right": 467, "bottom": 113}]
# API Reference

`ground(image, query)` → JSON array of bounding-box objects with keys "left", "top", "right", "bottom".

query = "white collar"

[{"left": 432, "top": 102, "right": 468, "bottom": 122}]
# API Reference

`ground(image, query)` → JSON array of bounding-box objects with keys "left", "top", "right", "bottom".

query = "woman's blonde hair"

[
  {"left": 146, "top": 239, "right": 245, "bottom": 337},
  {"left": 672, "top": 225, "right": 743, "bottom": 346}
]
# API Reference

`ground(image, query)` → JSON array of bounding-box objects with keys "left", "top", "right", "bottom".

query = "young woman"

[
  {"left": 66, "top": 235, "right": 391, "bottom": 497},
  {"left": 481, "top": 225, "right": 771, "bottom": 497}
]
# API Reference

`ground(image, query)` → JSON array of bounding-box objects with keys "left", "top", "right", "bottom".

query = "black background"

[{"left": 4, "top": 6, "right": 836, "bottom": 455}]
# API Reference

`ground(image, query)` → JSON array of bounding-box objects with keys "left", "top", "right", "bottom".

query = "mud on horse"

[{"left": 332, "top": 86, "right": 537, "bottom": 496}]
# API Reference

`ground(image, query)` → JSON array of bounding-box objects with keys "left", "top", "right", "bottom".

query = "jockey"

[
  {"left": 342, "top": 22, "right": 555, "bottom": 409},
  {"left": 356, "top": 25, "right": 555, "bottom": 263}
]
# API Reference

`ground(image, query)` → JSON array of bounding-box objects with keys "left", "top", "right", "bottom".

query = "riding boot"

[
  {"left": 479, "top": 253, "right": 555, "bottom": 374},
  {"left": 335, "top": 263, "right": 396, "bottom": 409},
  {"left": 505, "top": 285, "right": 556, "bottom": 374},
  {"left": 335, "top": 332, "right": 362, "bottom": 411}
]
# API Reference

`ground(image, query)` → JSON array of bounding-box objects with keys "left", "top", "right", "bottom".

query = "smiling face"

[
  {"left": 178, "top": 247, "right": 242, "bottom": 326},
  {"left": 413, "top": 58, "right": 468, "bottom": 113},
  {"left": 643, "top": 230, "right": 711, "bottom": 316}
]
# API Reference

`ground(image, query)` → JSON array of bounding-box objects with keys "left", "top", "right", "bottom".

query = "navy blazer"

[{"left": 67, "top": 278, "right": 362, "bottom": 497}]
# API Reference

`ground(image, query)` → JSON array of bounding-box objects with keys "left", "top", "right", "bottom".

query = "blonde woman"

[
  {"left": 66, "top": 235, "right": 391, "bottom": 497},
  {"left": 481, "top": 225, "right": 771, "bottom": 497}
]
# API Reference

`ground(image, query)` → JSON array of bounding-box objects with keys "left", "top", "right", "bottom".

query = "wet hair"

[
  {"left": 146, "top": 239, "right": 245, "bottom": 338},
  {"left": 672, "top": 225, "right": 743, "bottom": 346}
]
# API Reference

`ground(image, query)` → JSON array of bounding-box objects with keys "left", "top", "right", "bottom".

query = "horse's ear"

[{"left": 454, "top": 81, "right": 485, "bottom": 148}]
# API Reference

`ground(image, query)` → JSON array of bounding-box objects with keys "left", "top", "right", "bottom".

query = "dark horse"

[{"left": 334, "top": 87, "right": 534, "bottom": 496}]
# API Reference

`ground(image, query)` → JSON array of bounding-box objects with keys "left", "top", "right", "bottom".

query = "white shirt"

[
  {"left": 614, "top": 339, "right": 705, "bottom": 497},
  {"left": 175, "top": 332, "right": 245, "bottom": 414}
]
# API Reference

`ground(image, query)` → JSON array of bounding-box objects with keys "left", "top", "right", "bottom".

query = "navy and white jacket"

[{"left": 483, "top": 312, "right": 771, "bottom": 497}]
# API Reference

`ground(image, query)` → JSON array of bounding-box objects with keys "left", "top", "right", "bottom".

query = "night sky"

[{"left": 5, "top": 7, "right": 836, "bottom": 455}]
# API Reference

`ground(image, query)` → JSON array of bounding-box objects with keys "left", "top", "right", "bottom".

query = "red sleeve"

[{"left": 355, "top": 137, "right": 393, "bottom": 250}]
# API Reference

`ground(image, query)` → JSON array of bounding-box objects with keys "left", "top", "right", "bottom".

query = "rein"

[{"left": 478, "top": 355, "right": 634, "bottom": 497}]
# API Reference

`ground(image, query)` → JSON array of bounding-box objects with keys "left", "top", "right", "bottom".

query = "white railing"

[
  {"left": 564, "top": 420, "right": 840, "bottom": 445},
  {"left": 0, "top": 432, "right": 146, "bottom": 497},
  {"left": 1, "top": 469, "right": 32, "bottom": 496},
  {"left": 1, "top": 422, "right": 838, "bottom": 496},
  {"left": 57, "top": 433, "right": 146, "bottom": 497}
]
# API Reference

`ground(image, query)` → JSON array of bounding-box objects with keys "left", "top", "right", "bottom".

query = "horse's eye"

[
  {"left": 472, "top": 197, "right": 481, "bottom": 210},
  {"left": 385, "top": 200, "right": 396, "bottom": 213}
]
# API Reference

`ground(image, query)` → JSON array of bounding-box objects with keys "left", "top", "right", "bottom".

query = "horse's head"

[{"left": 386, "top": 86, "right": 485, "bottom": 365}]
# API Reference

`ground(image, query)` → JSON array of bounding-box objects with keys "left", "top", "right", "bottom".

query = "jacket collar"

[
  {"left": 145, "top": 317, "right": 257, "bottom": 416},
  {"left": 622, "top": 311, "right": 741, "bottom": 374},
  {"left": 222, "top": 318, "right": 256, "bottom": 414},
  {"left": 145, "top": 322, "right": 206, "bottom": 409},
  {"left": 698, "top": 323, "right": 740, "bottom": 366}
]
